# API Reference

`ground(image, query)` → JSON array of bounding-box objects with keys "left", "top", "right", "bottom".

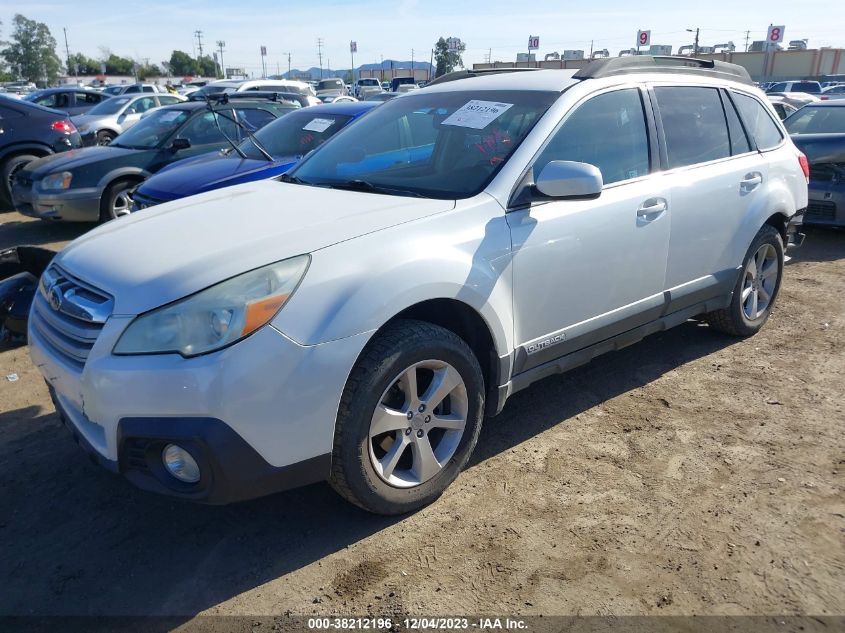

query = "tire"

[
  {"left": 0, "top": 153, "right": 39, "bottom": 209},
  {"left": 96, "top": 130, "right": 115, "bottom": 146},
  {"left": 706, "top": 224, "right": 784, "bottom": 337},
  {"left": 99, "top": 179, "right": 139, "bottom": 222},
  {"left": 329, "top": 319, "right": 485, "bottom": 515}
]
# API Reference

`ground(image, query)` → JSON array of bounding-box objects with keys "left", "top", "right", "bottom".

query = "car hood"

[
  {"left": 22, "top": 145, "right": 142, "bottom": 177},
  {"left": 791, "top": 133, "right": 845, "bottom": 164},
  {"left": 71, "top": 113, "right": 113, "bottom": 127},
  {"left": 139, "top": 154, "right": 298, "bottom": 201},
  {"left": 55, "top": 180, "right": 456, "bottom": 314}
]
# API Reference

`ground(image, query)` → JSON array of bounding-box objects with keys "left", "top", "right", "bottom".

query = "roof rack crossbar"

[{"left": 572, "top": 55, "right": 753, "bottom": 84}]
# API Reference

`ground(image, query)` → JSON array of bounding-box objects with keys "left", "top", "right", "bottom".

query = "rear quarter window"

[{"left": 733, "top": 93, "right": 783, "bottom": 150}]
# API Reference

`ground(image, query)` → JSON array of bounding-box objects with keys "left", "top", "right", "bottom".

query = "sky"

[{"left": 3, "top": 0, "right": 844, "bottom": 77}]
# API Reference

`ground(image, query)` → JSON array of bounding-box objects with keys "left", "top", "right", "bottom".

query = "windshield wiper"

[
  {"left": 325, "top": 179, "right": 427, "bottom": 198},
  {"left": 279, "top": 173, "right": 310, "bottom": 185},
  {"left": 203, "top": 98, "right": 248, "bottom": 159}
]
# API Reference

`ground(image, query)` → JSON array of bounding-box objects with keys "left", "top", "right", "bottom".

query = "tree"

[
  {"left": 168, "top": 50, "right": 196, "bottom": 76},
  {"left": 0, "top": 14, "right": 62, "bottom": 85},
  {"left": 196, "top": 55, "right": 217, "bottom": 78},
  {"left": 67, "top": 52, "right": 100, "bottom": 75},
  {"left": 433, "top": 36, "right": 465, "bottom": 78},
  {"left": 104, "top": 53, "right": 134, "bottom": 75}
]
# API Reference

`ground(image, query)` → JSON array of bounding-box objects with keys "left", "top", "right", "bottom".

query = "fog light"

[{"left": 162, "top": 444, "right": 200, "bottom": 483}]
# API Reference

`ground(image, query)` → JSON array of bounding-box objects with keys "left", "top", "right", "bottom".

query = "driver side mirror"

[
  {"left": 117, "top": 113, "right": 127, "bottom": 123},
  {"left": 169, "top": 138, "right": 191, "bottom": 152},
  {"left": 535, "top": 160, "right": 603, "bottom": 200}
]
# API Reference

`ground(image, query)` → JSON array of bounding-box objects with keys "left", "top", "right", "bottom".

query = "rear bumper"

[
  {"left": 804, "top": 181, "right": 844, "bottom": 227},
  {"left": 786, "top": 209, "right": 806, "bottom": 248},
  {"left": 49, "top": 385, "right": 331, "bottom": 504},
  {"left": 12, "top": 183, "right": 101, "bottom": 222}
]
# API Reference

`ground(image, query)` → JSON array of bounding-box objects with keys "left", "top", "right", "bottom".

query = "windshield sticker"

[
  {"left": 441, "top": 100, "right": 514, "bottom": 129},
  {"left": 303, "top": 118, "right": 335, "bottom": 133}
]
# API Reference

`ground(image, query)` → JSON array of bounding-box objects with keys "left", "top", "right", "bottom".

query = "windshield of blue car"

[
  {"left": 110, "top": 108, "right": 191, "bottom": 148},
  {"left": 239, "top": 110, "right": 353, "bottom": 160},
  {"left": 289, "top": 90, "right": 559, "bottom": 199},
  {"left": 784, "top": 105, "right": 845, "bottom": 134}
]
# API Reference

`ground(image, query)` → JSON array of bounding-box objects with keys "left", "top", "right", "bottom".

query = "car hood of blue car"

[{"left": 137, "top": 152, "right": 300, "bottom": 202}]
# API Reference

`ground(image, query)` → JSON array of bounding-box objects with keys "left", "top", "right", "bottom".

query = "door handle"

[
  {"left": 741, "top": 172, "right": 763, "bottom": 191},
  {"left": 636, "top": 198, "right": 667, "bottom": 222}
]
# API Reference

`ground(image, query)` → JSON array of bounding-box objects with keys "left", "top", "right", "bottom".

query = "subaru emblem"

[{"left": 49, "top": 286, "right": 62, "bottom": 311}]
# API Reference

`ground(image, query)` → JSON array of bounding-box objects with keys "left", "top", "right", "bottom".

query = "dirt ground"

[{"left": 0, "top": 210, "right": 843, "bottom": 619}]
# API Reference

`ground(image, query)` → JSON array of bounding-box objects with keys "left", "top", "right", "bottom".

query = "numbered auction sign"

[
  {"left": 637, "top": 30, "right": 651, "bottom": 47},
  {"left": 767, "top": 25, "right": 785, "bottom": 43},
  {"left": 528, "top": 36, "right": 540, "bottom": 50}
]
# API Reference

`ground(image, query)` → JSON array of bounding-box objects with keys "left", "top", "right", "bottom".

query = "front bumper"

[
  {"left": 12, "top": 181, "right": 101, "bottom": 222},
  {"left": 804, "top": 180, "right": 844, "bottom": 227},
  {"left": 30, "top": 313, "right": 371, "bottom": 504}
]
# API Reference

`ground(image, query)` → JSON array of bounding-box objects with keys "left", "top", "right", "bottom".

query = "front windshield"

[
  {"left": 88, "top": 96, "right": 130, "bottom": 115},
  {"left": 111, "top": 108, "right": 190, "bottom": 148},
  {"left": 240, "top": 110, "right": 353, "bottom": 160},
  {"left": 290, "top": 90, "right": 558, "bottom": 199},
  {"left": 785, "top": 106, "right": 845, "bottom": 134}
]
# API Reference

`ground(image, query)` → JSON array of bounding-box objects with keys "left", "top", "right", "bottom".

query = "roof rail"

[
  {"left": 189, "top": 91, "right": 308, "bottom": 107},
  {"left": 573, "top": 55, "right": 753, "bottom": 85},
  {"left": 427, "top": 67, "right": 542, "bottom": 87}
]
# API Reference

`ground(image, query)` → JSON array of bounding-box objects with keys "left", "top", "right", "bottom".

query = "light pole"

[
  {"left": 686, "top": 28, "right": 700, "bottom": 57},
  {"left": 216, "top": 40, "right": 225, "bottom": 79}
]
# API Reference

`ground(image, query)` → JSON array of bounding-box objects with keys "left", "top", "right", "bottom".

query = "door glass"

[
  {"left": 179, "top": 110, "right": 238, "bottom": 144},
  {"left": 126, "top": 97, "right": 156, "bottom": 114},
  {"left": 533, "top": 88, "right": 650, "bottom": 185},
  {"left": 733, "top": 93, "right": 784, "bottom": 149},
  {"left": 721, "top": 92, "right": 751, "bottom": 155},
  {"left": 655, "top": 87, "right": 731, "bottom": 168}
]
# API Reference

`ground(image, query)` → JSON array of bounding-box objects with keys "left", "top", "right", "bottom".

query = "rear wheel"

[
  {"left": 0, "top": 153, "right": 39, "bottom": 209},
  {"left": 330, "top": 320, "right": 485, "bottom": 515},
  {"left": 99, "top": 179, "right": 139, "bottom": 222},
  {"left": 706, "top": 224, "right": 784, "bottom": 336}
]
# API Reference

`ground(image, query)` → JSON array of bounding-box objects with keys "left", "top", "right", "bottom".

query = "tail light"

[
  {"left": 51, "top": 120, "right": 77, "bottom": 134},
  {"left": 820, "top": 96, "right": 829, "bottom": 101},
  {"left": 798, "top": 152, "right": 810, "bottom": 182}
]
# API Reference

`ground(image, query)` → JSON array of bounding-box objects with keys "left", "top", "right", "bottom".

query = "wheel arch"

[{"left": 0, "top": 143, "right": 52, "bottom": 165}]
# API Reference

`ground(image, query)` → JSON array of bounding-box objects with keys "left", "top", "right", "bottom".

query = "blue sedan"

[{"left": 131, "top": 101, "right": 379, "bottom": 210}]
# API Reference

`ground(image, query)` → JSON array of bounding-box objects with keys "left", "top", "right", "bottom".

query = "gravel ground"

[{"left": 0, "top": 210, "right": 842, "bottom": 619}]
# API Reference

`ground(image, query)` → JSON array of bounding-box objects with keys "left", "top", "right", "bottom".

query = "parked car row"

[{"left": 16, "top": 58, "right": 813, "bottom": 515}]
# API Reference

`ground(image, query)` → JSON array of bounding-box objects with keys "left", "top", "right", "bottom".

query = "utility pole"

[
  {"left": 62, "top": 27, "right": 76, "bottom": 79},
  {"left": 411, "top": 48, "right": 414, "bottom": 79},
  {"left": 744, "top": 30, "right": 751, "bottom": 52},
  {"left": 287, "top": 52, "right": 291, "bottom": 77},
  {"left": 216, "top": 40, "right": 225, "bottom": 79},
  {"left": 589, "top": 40, "right": 594, "bottom": 58},
  {"left": 194, "top": 30, "right": 204, "bottom": 60},
  {"left": 317, "top": 38, "right": 324, "bottom": 78}
]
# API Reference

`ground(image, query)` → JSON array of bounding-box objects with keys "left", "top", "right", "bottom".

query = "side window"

[
  {"left": 533, "top": 88, "right": 650, "bottom": 185},
  {"left": 236, "top": 108, "right": 276, "bottom": 134},
  {"left": 769, "top": 82, "right": 787, "bottom": 93},
  {"left": 34, "top": 94, "right": 58, "bottom": 108},
  {"left": 179, "top": 110, "right": 238, "bottom": 144},
  {"left": 142, "top": 86, "right": 154, "bottom": 93},
  {"left": 733, "top": 93, "right": 784, "bottom": 150},
  {"left": 773, "top": 104, "right": 787, "bottom": 120},
  {"left": 721, "top": 92, "right": 751, "bottom": 155},
  {"left": 125, "top": 85, "right": 139, "bottom": 93},
  {"left": 81, "top": 92, "right": 102, "bottom": 104},
  {"left": 158, "top": 95, "right": 181, "bottom": 105},
  {"left": 655, "top": 87, "right": 731, "bottom": 169}
]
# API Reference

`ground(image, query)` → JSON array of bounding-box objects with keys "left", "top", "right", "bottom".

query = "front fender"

[
  {"left": 273, "top": 199, "right": 514, "bottom": 361},
  {"left": 96, "top": 168, "right": 151, "bottom": 195}
]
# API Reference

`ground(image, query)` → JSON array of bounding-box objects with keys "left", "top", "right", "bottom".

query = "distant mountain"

[{"left": 277, "top": 59, "right": 434, "bottom": 80}]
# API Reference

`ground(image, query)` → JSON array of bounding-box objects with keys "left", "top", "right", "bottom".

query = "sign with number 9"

[{"left": 638, "top": 30, "right": 651, "bottom": 47}]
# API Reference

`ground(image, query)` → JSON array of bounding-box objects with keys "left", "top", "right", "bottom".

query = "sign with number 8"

[{"left": 767, "top": 25, "right": 785, "bottom": 43}]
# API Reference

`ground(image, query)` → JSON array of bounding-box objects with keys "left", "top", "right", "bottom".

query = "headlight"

[
  {"left": 41, "top": 171, "right": 73, "bottom": 190},
  {"left": 114, "top": 255, "right": 309, "bottom": 357}
]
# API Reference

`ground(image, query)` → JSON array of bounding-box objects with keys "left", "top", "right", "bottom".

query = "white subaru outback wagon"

[{"left": 30, "top": 57, "right": 808, "bottom": 514}]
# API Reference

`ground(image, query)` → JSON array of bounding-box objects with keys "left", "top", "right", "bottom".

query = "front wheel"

[
  {"left": 706, "top": 224, "right": 784, "bottom": 336},
  {"left": 330, "top": 320, "right": 485, "bottom": 515},
  {"left": 96, "top": 130, "right": 115, "bottom": 146},
  {"left": 99, "top": 179, "right": 139, "bottom": 222},
  {"left": 1, "top": 153, "right": 39, "bottom": 209}
]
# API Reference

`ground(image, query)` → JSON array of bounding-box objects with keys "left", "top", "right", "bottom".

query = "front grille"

[
  {"left": 30, "top": 265, "right": 113, "bottom": 369},
  {"left": 806, "top": 200, "right": 836, "bottom": 221}
]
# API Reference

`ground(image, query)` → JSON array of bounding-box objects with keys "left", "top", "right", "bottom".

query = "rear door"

[
  {"left": 508, "top": 87, "right": 670, "bottom": 373},
  {"left": 653, "top": 85, "right": 764, "bottom": 306}
]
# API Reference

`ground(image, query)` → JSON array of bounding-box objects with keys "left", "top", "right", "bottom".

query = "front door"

[{"left": 508, "top": 87, "right": 670, "bottom": 374}]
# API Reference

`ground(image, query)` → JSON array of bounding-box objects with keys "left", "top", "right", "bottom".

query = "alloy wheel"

[
  {"left": 368, "top": 360, "right": 468, "bottom": 488},
  {"left": 741, "top": 243, "right": 779, "bottom": 320}
]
